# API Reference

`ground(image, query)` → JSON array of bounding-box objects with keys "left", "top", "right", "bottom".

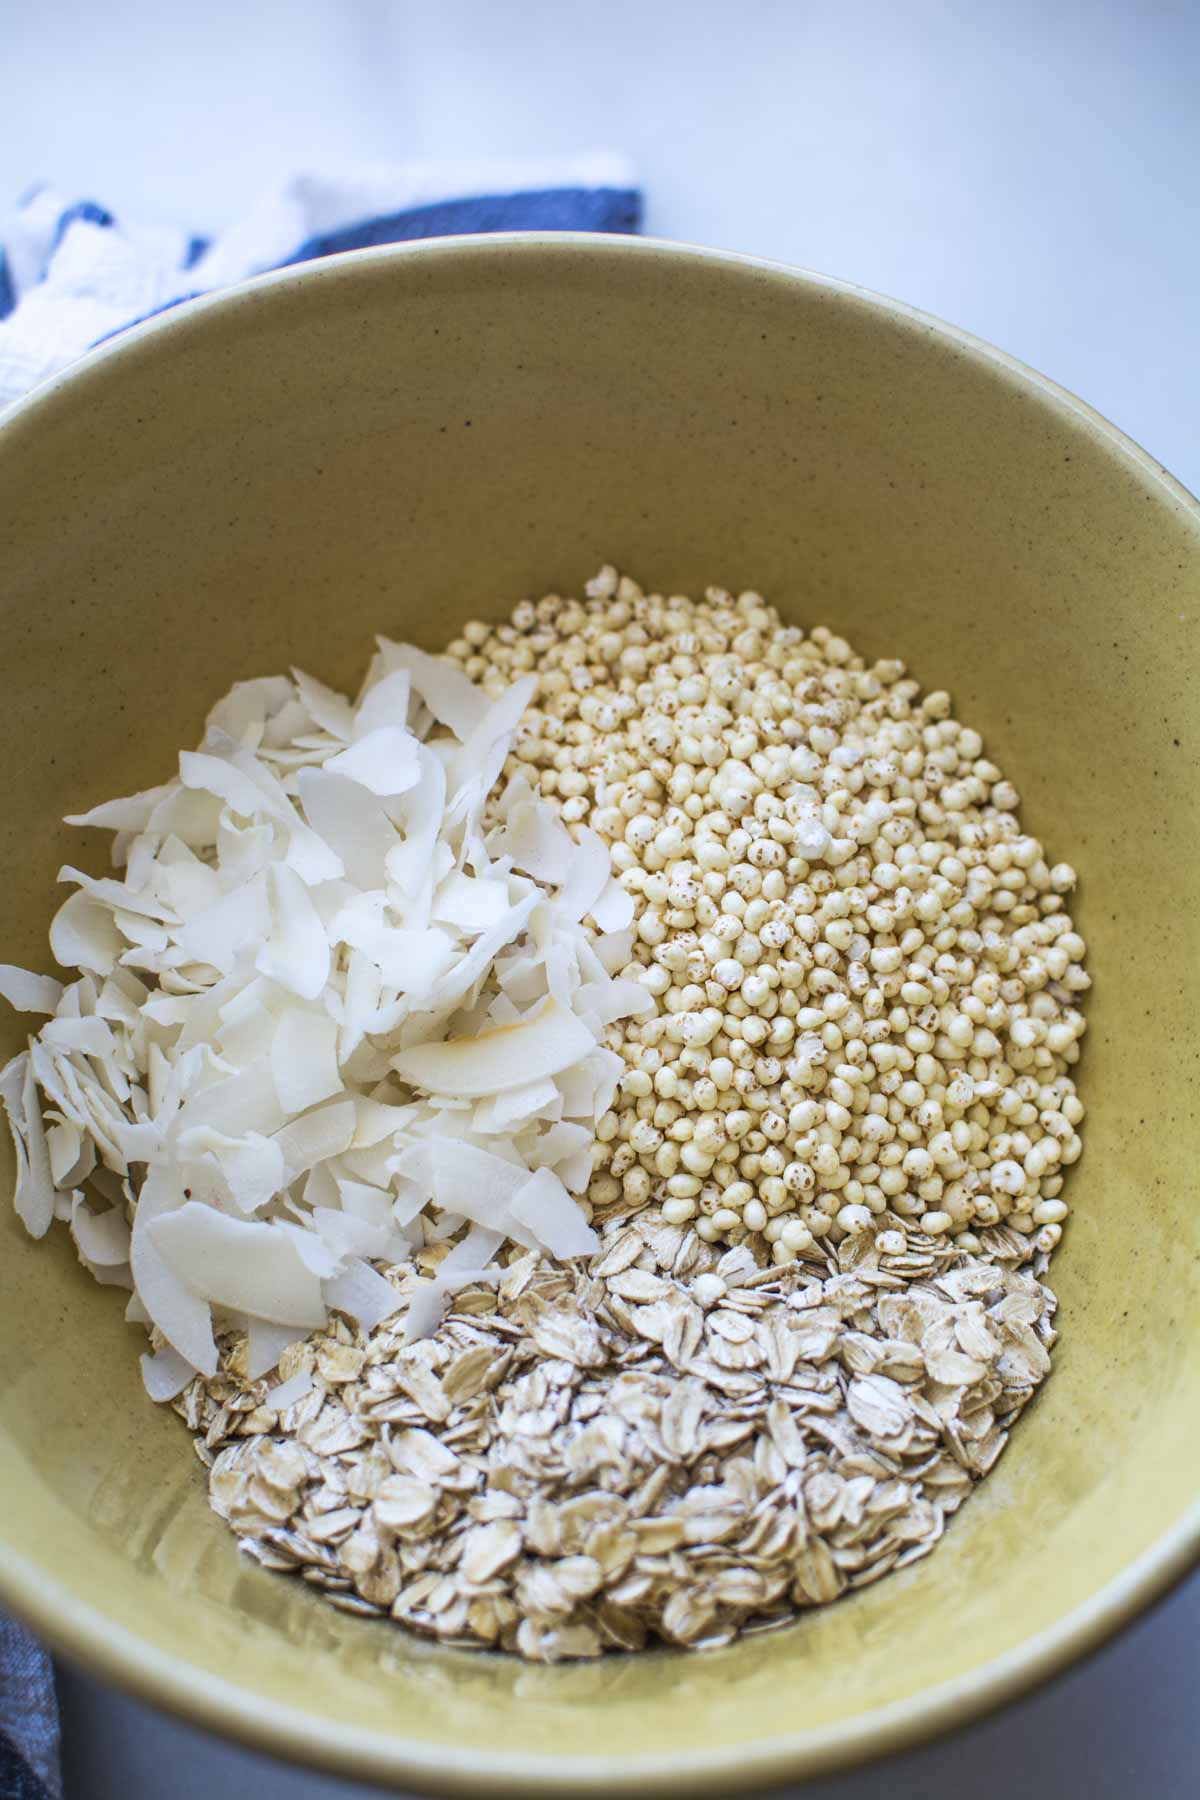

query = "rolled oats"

[{"left": 179, "top": 1205, "right": 1057, "bottom": 1661}]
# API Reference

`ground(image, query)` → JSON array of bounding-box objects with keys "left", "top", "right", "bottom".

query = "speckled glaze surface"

[{"left": 0, "top": 236, "right": 1196, "bottom": 1795}]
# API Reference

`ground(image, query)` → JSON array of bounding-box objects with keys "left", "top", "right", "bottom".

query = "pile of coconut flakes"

[{"left": 0, "top": 642, "right": 651, "bottom": 1402}]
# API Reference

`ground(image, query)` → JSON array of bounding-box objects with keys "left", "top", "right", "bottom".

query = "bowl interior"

[{"left": 0, "top": 237, "right": 1196, "bottom": 1793}]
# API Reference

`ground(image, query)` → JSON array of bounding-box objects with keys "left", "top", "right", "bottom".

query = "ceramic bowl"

[{"left": 0, "top": 235, "right": 1196, "bottom": 1793}]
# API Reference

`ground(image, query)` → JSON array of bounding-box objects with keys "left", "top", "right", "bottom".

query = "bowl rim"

[{"left": 0, "top": 228, "right": 1196, "bottom": 1795}]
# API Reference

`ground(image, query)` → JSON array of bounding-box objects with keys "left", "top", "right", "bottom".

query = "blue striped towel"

[
  {"left": 0, "top": 155, "right": 640, "bottom": 1800},
  {"left": 0, "top": 154, "right": 640, "bottom": 410}
]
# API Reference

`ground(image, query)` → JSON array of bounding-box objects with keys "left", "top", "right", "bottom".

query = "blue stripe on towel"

[
  {"left": 279, "top": 185, "right": 642, "bottom": 265},
  {"left": 89, "top": 185, "right": 642, "bottom": 349},
  {"left": 50, "top": 200, "right": 115, "bottom": 256},
  {"left": 0, "top": 250, "right": 15, "bottom": 321}
]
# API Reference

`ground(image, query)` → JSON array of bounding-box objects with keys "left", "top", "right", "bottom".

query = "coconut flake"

[
  {"left": 9, "top": 1056, "right": 56, "bottom": 1239},
  {"left": 9, "top": 643, "right": 638, "bottom": 1381},
  {"left": 473, "top": 1077, "right": 562, "bottom": 1133},
  {"left": 393, "top": 996, "right": 594, "bottom": 1098},
  {"left": 179, "top": 1066, "right": 289, "bottom": 1142},
  {"left": 41, "top": 1016, "right": 118, "bottom": 1060},
  {"left": 497, "top": 797, "right": 574, "bottom": 886},
  {"left": 575, "top": 977, "right": 656, "bottom": 1027},
  {"left": 402, "top": 1278, "right": 446, "bottom": 1344},
  {"left": 590, "top": 879, "right": 635, "bottom": 933},
  {"left": 383, "top": 745, "right": 447, "bottom": 906},
  {"left": 129, "top": 1166, "right": 218, "bottom": 1377},
  {"left": 326, "top": 727, "right": 421, "bottom": 797},
  {"left": 177, "top": 1126, "right": 285, "bottom": 1214},
  {"left": 273, "top": 1098, "right": 357, "bottom": 1181},
  {"left": 265, "top": 1367, "right": 314, "bottom": 1410},
  {"left": 205, "top": 675, "right": 295, "bottom": 744},
  {"left": 323, "top": 1258, "right": 403, "bottom": 1332},
  {"left": 354, "top": 667, "right": 411, "bottom": 735},
  {"left": 508, "top": 1167, "right": 599, "bottom": 1259},
  {"left": 270, "top": 1009, "right": 342, "bottom": 1115},
  {"left": 433, "top": 871, "right": 512, "bottom": 934},
  {"left": 174, "top": 876, "right": 271, "bottom": 974},
  {"left": 248, "top": 1319, "right": 311, "bottom": 1381},
  {"left": 438, "top": 1223, "right": 505, "bottom": 1277},
  {"left": 150, "top": 1203, "right": 327, "bottom": 1328},
  {"left": 291, "top": 668, "right": 357, "bottom": 741},
  {"left": 140, "top": 1345, "right": 196, "bottom": 1402},
  {"left": 557, "top": 830, "right": 611, "bottom": 924},
  {"left": 295, "top": 766, "right": 396, "bottom": 892},
  {"left": 49, "top": 891, "right": 124, "bottom": 976},
  {"left": 0, "top": 965, "right": 64, "bottom": 1015},
  {"left": 449, "top": 675, "right": 537, "bottom": 791},
  {"left": 593, "top": 927, "right": 635, "bottom": 975},
  {"left": 397, "top": 1138, "right": 533, "bottom": 1239},
  {"left": 69, "top": 1196, "right": 132, "bottom": 1266},
  {"left": 377, "top": 642, "right": 489, "bottom": 740},
  {"left": 255, "top": 863, "right": 330, "bottom": 1000},
  {"left": 65, "top": 784, "right": 177, "bottom": 835}
]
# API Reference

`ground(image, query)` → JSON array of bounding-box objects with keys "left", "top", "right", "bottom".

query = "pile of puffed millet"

[{"left": 447, "top": 568, "right": 1087, "bottom": 1268}]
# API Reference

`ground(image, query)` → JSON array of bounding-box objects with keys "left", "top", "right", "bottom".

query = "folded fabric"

[
  {"left": 0, "top": 1615, "right": 59, "bottom": 1800},
  {"left": 0, "top": 152, "right": 641, "bottom": 1800},
  {"left": 0, "top": 154, "right": 641, "bottom": 410}
]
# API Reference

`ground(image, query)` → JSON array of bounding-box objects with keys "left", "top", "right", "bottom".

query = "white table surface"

[{"left": 3, "top": 1, "right": 1197, "bottom": 1793}]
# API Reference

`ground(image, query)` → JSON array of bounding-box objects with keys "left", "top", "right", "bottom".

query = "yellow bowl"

[{"left": 0, "top": 235, "right": 1196, "bottom": 1794}]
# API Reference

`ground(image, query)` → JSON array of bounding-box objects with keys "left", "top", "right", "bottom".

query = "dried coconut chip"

[
  {"left": 1, "top": 643, "right": 650, "bottom": 1391},
  {"left": 0, "top": 965, "right": 64, "bottom": 1015}
]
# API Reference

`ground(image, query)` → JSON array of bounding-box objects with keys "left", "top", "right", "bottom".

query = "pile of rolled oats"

[
  {"left": 174, "top": 569, "right": 1084, "bottom": 1660},
  {"left": 182, "top": 1208, "right": 1054, "bottom": 1660}
]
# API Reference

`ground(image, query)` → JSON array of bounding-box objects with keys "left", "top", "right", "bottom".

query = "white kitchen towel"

[{"left": 0, "top": 154, "right": 641, "bottom": 410}]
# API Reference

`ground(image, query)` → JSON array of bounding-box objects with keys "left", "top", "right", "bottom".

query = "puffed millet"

[{"left": 451, "top": 568, "right": 1088, "bottom": 1270}]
